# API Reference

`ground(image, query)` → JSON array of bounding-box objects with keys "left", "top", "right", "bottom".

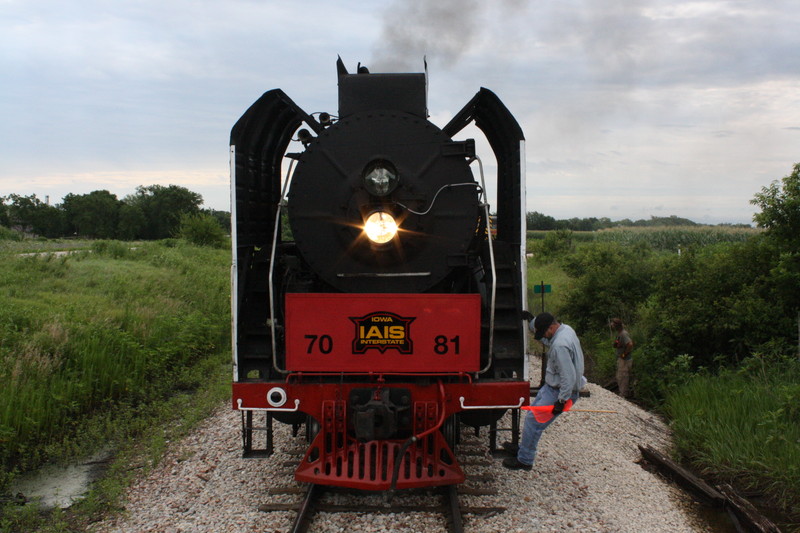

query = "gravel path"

[{"left": 92, "top": 372, "right": 714, "bottom": 532}]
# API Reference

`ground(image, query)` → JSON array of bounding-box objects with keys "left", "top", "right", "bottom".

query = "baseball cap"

[{"left": 532, "top": 312, "right": 555, "bottom": 340}]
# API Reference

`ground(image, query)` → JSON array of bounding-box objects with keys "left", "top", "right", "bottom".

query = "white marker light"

[{"left": 363, "top": 161, "right": 399, "bottom": 196}]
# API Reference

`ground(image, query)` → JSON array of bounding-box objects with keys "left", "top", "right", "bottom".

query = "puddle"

[{"left": 10, "top": 450, "right": 112, "bottom": 509}]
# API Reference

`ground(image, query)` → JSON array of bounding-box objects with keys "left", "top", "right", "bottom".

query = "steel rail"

[
  {"left": 289, "top": 483, "right": 323, "bottom": 533},
  {"left": 444, "top": 484, "right": 465, "bottom": 533}
]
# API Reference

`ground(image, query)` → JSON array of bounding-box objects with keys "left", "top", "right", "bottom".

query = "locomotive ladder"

[
  {"left": 481, "top": 239, "right": 525, "bottom": 452},
  {"left": 482, "top": 240, "right": 524, "bottom": 378}
]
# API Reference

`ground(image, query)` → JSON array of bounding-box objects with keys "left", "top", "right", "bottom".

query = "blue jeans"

[{"left": 518, "top": 384, "right": 579, "bottom": 466}]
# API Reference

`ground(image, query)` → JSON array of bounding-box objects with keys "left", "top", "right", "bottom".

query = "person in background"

[
  {"left": 611, "top": 317, "right": 634, "bottom": 398},
  {"left": 502, "top": 312, "right": 586, "bottom": 470}
]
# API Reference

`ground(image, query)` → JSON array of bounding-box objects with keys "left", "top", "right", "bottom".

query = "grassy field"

[{"left": 0, "top": 240, "right": 231, "bottom": 479}]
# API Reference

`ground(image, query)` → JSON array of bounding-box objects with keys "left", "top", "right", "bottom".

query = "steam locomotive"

[{"left": 230, "top": 58, "right": 530, "bottom": 491}]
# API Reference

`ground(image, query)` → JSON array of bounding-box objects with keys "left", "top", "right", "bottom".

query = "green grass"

[
  {"left": 0, "top": 238, "right": 232, "bottom": 531},
  {"left": 0, "top": 241, "right": 230, "bottom": 474},
  {"left": 0, "top": 351, "right": 231, "bottom": 532},
  {"left": 526, "top": 259, "right": 574, "bottom": 316},
  {"left": 0, "top": 238, "right": 95, "bottom": 255},
  {"left": 664, "top": 359, "right": 800, "bottom": 519}
]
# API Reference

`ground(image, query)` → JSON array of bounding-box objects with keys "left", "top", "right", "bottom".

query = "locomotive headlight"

[
  {"left": 362, "top": 160, "right": 398, "bottom": 197},
  {"left": 364, "top": 211, "right": 398, "bottom": 244}
]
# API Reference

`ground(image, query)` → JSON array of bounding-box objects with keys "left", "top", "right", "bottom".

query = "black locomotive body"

[{"left": 230, "top": 59, "right": 530, "bottom": 490}]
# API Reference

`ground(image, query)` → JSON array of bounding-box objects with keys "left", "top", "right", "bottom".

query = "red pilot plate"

[{"left": 285, "top": 293, "right": 481, "bottom": 372}]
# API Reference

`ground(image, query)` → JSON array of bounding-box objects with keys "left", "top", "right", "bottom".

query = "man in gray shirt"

[{"left": 503, "top": 312, "right": 586, "bottom": 470}]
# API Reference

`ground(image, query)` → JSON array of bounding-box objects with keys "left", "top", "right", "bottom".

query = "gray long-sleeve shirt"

[{"left": 540, "top": 323, "right": 586, "bottom": 402}]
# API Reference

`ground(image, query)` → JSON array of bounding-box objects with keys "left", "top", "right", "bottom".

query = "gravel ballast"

[{"left": 93, "top": 375, "right": 715, "bottom": 532}]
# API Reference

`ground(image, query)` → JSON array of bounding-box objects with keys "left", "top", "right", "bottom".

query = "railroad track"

[
  {"left": 260, "top": 482, "right": 506, "bottom": 533},
  {"left": 259, "top": 438, "right": 507, "bottom": 532}
]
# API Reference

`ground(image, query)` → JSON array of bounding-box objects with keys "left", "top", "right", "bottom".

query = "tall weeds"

[
  {"left": 0, "top": 240, "right": 230, "bottom": 473},
  {"left": 665, "top": 355, "right": 800, "bottom": 515}
]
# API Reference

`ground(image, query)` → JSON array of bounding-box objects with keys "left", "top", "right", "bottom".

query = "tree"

[
  {"left": 559, "top": 241, "right": 657, "bottom": 333},
  {"left": 123, "top": 185, "right": 202, "bottom": 239},
  {"left": 526, "top": 211, "right": 556, "bottom": 230},
  {"left": 751, "top": 162, "right": 800, "bottom": 320},
  {"left": 751, "top": 162, "right": 800, "bottom": 247},
  {"left": 5, "top": 194, "right": 65, "bottom": 237},
  {"left": 62, "top": 190, "right": 121, "bottom": 238},
  {"left": 116, "top": 203, "right": 146, "bottom": 240},
  {"left": 633, "top": 215, "right": 697, "bottom": 227},
  {"left": 202, "top": 208, "right": 231, "bottom": 233},
  {"left": 0, "top": 197, "right": 9, "bottom": 227}
]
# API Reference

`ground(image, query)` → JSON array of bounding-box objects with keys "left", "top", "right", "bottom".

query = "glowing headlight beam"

[{"left": 364, "top": 211, "right": 398, "bottom": 244}]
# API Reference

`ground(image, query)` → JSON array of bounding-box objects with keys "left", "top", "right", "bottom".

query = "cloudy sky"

[{"left": 2, "top": 0, "right": 799, "bottom": 225}]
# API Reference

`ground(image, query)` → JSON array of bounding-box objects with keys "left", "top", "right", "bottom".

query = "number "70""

[{"left": 305, "top": 334, "right": 333, "bottom": 354}]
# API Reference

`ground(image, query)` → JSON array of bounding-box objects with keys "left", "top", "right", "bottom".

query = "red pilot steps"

[{"left": 295, "top": 399, "right": 462, "bottom": 490}]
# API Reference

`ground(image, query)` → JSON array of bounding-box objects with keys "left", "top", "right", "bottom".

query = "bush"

[
  {"left": 558, "top": 241, "right": 657, "bottom": 333},
  {"left": 176, "top": 213, "right": 228, "bottom": 248},
  {"left": 91, "top": 240, "right": 131, "bottom": 258},
  {"left": 0, "top": 226, "right": 22, "bottom": 241},
  {"left": 642, "top": 238, "right": 793, "bottom": 371},
  {"left": 527, "top": 230, "right": 575, "bottom": 262}
]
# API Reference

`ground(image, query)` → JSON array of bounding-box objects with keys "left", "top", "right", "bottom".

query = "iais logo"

[{"left": 349, "top": 311, "right": 415, "bottom": 354}]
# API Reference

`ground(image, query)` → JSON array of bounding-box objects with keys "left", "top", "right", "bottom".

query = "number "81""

[{"left": 434, "top": 335, "right": 460, "bottom": 354}]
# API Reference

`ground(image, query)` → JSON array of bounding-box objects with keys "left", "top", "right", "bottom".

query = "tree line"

[
  {"left": 1, "top": 185, "right": 748, "bottom": 243},
  {"left": 0, "top": 185, "right": 230, "bottom": 240},
  {"left": 526, "top": 212, "right": 751, "bottom": 231}
]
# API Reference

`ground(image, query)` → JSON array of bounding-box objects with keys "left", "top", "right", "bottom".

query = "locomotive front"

[{"left": 231, "top": 59, "right": 530, "bottom": 490}]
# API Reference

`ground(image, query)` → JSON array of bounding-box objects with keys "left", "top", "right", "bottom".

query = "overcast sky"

[{"left": 2, "top": 0, "right": 799, "bottom": 225}]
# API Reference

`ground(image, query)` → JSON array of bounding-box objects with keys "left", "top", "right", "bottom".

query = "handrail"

[
  {"left": 458, "top": 396, "right": 525, "bottom": 410},
  {"left": 470, "top": 155, "right": 497, "bottom": 376},
  {"left": 268, "top": 158, "right": 297, "bottom": 376},
  {"left": 236, "top": 398, "right": 300, "bottom": 412}
]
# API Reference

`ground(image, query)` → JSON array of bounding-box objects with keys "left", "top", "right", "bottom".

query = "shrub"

[
  {"left": 527, "top": 230, "right": 575, "bottom": 262},
  {"left": 558, "top": 241, "right": 657, "bottom": 333},
  {"left": 643, "top": 238, "right": 793, "bottom": 371},
  {"left": 91, "top": 240, "right": 131, "bottom": 258},
  {"left": 0, "top": 226, "right": 22, "bottom": 241},
  {"left": 176, "top": 213, "right": 228, "bottom": 248}
]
